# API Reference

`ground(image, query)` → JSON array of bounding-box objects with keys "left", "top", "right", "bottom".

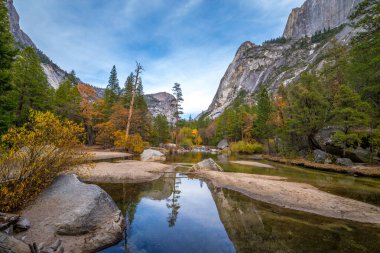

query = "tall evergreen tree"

[
  {"left": 254, "top": 87, "right": 274, "bottom": 141},
  {"left": 152, "top": 114, "right": 171, "bottom": 146},
  {"left": 348, "top": 0, "right": 380, "bottom": 114},
  {"left": 53, "top": 72, "right": 81, "bottom": 122},
  {"left": 12, "top": 47, "right": 53, "bottom": 125},
  {"left": 0, "top": 0, "right": 17, "bottom": 132},
  {"left": 135, "top": 78, "right": 147, "bottom": 110},
  {"left": 122, "top": 72, "right": 134, "bottom": 108},
  {"left": 172, "top": 83, "right": 184, "bottom": 146},
  {"left": 284, "top": 73, "right": 329, "bottom": 149},
  {"left": 104, "top": 65, "right": 120, "bottom": 115}
]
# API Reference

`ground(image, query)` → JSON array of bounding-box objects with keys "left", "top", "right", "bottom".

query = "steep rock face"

[
  {"left": 283, "top": 0, "right": 361, "bottom": 39},
  {"left": 6, "top": 0, "right": 67, "bottom": 88},
  {"left": 144, "top": 92, "right": 176, "bottom": 124},
  {"left": 202, "top": 0, "right": 362, "bottom": 119}
]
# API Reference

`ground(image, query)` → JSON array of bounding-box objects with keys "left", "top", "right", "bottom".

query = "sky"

[{"left": 14, "top": 0, "right": 305, "bottom": 117}]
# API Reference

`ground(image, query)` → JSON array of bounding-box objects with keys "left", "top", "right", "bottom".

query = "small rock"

[
  {"left": 15, "top": 217, "right": 31, "bottom": 232},
  {"left": 336, "top": 158, "right": 353, "bottom": 166},
  {"left": 217, "top": 139, "right": 229, "bottom": 150},
  {"left": 141, "top": 149, "right": 166, "bottom": 162},
  {"left": 191, "top": 158, "right": 223, "bottom": 172}
]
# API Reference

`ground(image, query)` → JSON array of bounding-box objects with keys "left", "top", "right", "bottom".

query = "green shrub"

[
  {"left": 180, "top": 138, "right": 193, "bottom": 148},
  {"left": 230, "top": 141, "right": 264, "bottom": 154}
]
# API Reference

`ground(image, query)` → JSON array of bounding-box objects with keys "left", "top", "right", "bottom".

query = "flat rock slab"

[
  {"left": 197, "top": 171, "right": 380, "bottom": 224},
  {"left": 16, "top": 174, "right": 123, "bottom": 252},
  {"left": 78, "top": 160, "right": 173, "bottom": 183},
  {"left": 230, "top": 160, "right": 274, "bottom": 168},
  {"left": 89, "top": 151, "right": 133, "bottom": 161}
]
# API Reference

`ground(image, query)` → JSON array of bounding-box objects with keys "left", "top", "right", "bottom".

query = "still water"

[{"left": 99, "top": 154, "right": 380, "bottom": 253}]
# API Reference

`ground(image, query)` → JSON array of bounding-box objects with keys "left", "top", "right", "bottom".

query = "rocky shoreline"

[
  {"left": 192, "top": 159, "right": 380, "bottom": 224},
  {"left": 263, "top": 155, "right": 380, "bottom": 177}
]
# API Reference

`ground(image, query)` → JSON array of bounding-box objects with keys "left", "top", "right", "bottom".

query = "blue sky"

[{"left": 14, "top": 0, "right": 305, "bottom": 117}]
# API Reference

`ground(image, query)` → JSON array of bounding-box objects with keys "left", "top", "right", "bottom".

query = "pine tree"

[
  {"left": 122, "top": 72, "right": 134, "bottom": 108},
  {"left": 12, "top": 47, "right": 53, "bottom": 125},
  {"left": 135, "top": 78, "right": 147, "bottom": 110},
  {"left": 348, "top": 0, "right": 380, "bottom": 114},
  {"left": 254, "top": 87, "right": 273, "bottom": 139},
  {"left": 284, "top": 73, "right": 329, "bottom": 149},
  {"left": 172, "top": 83, "right": 184, "bottom": 146},
  {"left": 104, "top": 65, "right": 120, "bottom": 116},
  {"left": 53, "top": 72, "right": 81, "bottom": 122},
  {"left": 152, "top": 114, "right": 171, "bottom": 146},
  {"left": 332, "top": 85, "right": 371, "bottom": 134},
  {"left": 0, "top": 0, "right": 17, "bottom": 132}
]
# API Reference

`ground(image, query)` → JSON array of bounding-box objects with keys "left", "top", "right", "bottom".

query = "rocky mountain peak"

[
  {"left": 144, "top": 92, "right": 177, "bottom": 124},
  {"left": 201, "top": 0, "right": 363, "bottom": 119},
  {"left": 6, "top": 0, "right": 67, "bottom": 89},
  {"left": 283, "top": 0, "right": 361, "bottom": 39}
]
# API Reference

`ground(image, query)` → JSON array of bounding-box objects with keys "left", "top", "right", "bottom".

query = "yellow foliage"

[
  {"left": 230, "top": 141, "right": 264, "bottom": 154},
  {"left": 114, "top": 131, "right": 148, "bottom": 154},
  {"left": 0, "top": 111, "right": 88, "bottom": 212}
]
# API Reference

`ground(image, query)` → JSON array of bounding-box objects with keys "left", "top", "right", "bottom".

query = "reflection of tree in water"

[{"left": 166, "top": 175, "right": 182, "bottom": 227}]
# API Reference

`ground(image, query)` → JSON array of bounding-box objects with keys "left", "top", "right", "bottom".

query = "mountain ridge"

[{"left": 200, "top": 0, "right": 362, "bottom": 119}]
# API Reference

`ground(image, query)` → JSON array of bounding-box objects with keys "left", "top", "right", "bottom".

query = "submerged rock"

[
  {"left": 141, "top": 149, "right": 166, "bottom": 162},
  {"left": 191, "top": 158, "right": 223, "bottom": 172},
  {"left": 17, "top": 174, "right": 123, "bottom": 252}
]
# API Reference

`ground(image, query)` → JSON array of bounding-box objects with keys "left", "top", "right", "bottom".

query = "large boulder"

[
  {"left": 191, "top": 158, "right": 223, "bottom": 172},
  {"left": 0, "top": 233, "right": 30, "bottom": 253},
  {"left": 141, "top": 149, "right": 166, "bottom": 162},
  {"left": 17, "top": 174, "right": 124, "bottom": 252},
  {"left": 336, "top": 158, "right": 353, "bottom": 166},
  {"left": 313, "top": 149, "right": 328, "bottom": 163},
  {"left": 217, "top": 139, "right": 229, "bottom": 150}
]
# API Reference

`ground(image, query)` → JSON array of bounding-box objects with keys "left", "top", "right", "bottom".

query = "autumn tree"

[{"left": 78, "top": 84, "right": 97, "bottom": 145}]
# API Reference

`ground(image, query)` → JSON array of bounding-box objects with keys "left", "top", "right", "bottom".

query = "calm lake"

[{"left": 99, "top": 153, "right": 380, "bottom": 253}]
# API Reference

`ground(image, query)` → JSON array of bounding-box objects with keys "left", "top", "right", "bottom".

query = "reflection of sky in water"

[{"left": 102, "top": 175, "right": 235, "bottom": 253}]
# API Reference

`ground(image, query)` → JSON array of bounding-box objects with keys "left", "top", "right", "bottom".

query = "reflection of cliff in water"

[{"left": 209, "top": 186, "right": 380, "bottom": 253}]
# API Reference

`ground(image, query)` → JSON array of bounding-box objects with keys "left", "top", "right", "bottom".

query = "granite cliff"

[
  {"left": 6, "top": 0, "right": 67, "bottom": 89},
  {"left": 201, "top": 0, "right": 362, "bottom": 119},
  {"left": 144, "top": 92, "right": 177, "bottom": 124}
]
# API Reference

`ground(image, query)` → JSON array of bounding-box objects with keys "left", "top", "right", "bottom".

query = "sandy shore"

[
  {"left": 88, "top": 151, "right": 133, "bottom": 161},
  {"left": 77, "top": 160, "right": 173, "bottom": 183},
  {"left": 196, "top": 170, "right": 380, "bottom": 224},
  {"left": 230, "top": 160, "right": 274, "bottom": 168}
]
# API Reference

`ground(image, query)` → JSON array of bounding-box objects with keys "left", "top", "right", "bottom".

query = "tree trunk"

[{"left": 126, "top": 63, "right": 143, "bottom": 140}]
